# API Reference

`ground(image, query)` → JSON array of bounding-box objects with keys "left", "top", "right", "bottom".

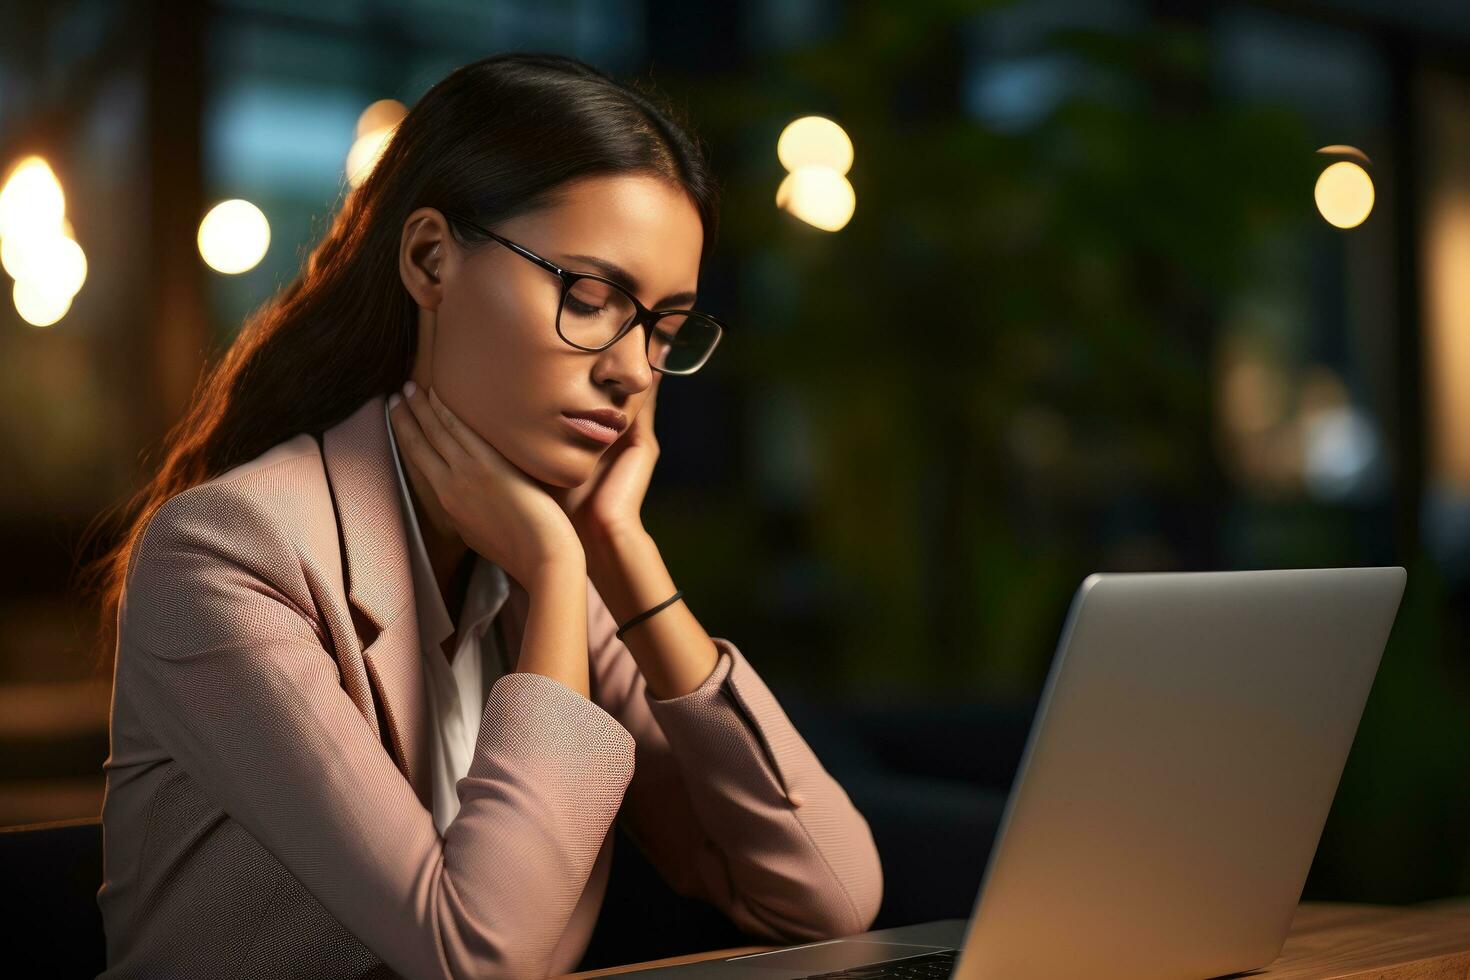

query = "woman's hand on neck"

[
  {"left": 400, "top": 346, "right": 470, "bottom": 601},
  {"left": 400, "top": 446, "right": 471, "bottom": 605}
]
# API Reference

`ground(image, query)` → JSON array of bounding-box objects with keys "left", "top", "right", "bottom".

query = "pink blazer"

[{"left": 97, "top": 392, "right": 883, "bottom": 979}]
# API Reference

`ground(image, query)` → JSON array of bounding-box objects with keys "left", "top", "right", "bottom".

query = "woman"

[{"left": 88, "top": 52, "right": 882, "bottom": 979}]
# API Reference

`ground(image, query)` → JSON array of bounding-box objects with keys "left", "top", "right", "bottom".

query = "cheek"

[
  {"left": 431, "top": 299, "right": 602, "bottom": 487},
  {"left": 432, "top": 313, "right": 514, "bottom": 416}
]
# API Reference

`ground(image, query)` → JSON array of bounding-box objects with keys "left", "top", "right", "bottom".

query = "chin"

[{"left": 521, "top": 445, "right": 597, "bottom": 489}]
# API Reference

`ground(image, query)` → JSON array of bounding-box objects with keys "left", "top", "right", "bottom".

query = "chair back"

[{"left": 0, "top": 816, "right": 106, "bottom": 977}]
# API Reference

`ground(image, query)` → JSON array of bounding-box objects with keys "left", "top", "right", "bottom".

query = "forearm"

[
  {"left": 583, "top": 524, "right": 719, "bottom": 701},
  {"left": 580, "top": 528, "right": 884, "bottom": 938},
  {"left": 621, "top": 639, "right": 886, "bottom": 940},
  {"left": 517, "top": 554, "right": 592, "bottom": 699}
]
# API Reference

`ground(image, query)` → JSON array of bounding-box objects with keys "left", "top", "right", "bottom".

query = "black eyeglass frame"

[{"left": 437, "top": 208, "right": 726, "bottom": 376}]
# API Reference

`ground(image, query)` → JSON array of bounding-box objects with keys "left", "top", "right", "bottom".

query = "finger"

[
  {"left": 402, "top": 383, "right": 469, "bottom": 468},
  {"left": 427, "top": 387, "right": 487, "bottom": 460},
  {"left": 428, "top": 386, "right": 539, "bottom": 490},
  {"left": 637, "top": 375, "right": 663, "bottom": 433},
  {"left": 388, "top": 393, "right": 453, "bottom": 486}
]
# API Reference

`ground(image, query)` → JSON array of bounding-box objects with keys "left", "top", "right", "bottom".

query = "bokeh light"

[
  {"left": 1314, "top": 159, "right": 1375, "bottom": 229},
  {"left": 197, "top": 198, "right": 271, "bottom": 274},
  {"left": 0, "top": 155, "right": 65, "bottom": 239},
  {"left": 777, "top": 115, "right": 854, "bottom": 174},
  {"left": 3, "top": 229, "right": 86, "bottom": 294},
  {"left": 775, "top": 165, "right": 856, "bottom": 232},
  {"left": 347, "top": 98, "right": 407, "bottom": 188},
  {"left": 1, "top": 155, "right": 86, "bottom": 326},
  {"left": 775, "top": 116, "right": 856, "bottom": 232},
  {"left": 13, "top": 276, "right": 73, "bottom": 327}
]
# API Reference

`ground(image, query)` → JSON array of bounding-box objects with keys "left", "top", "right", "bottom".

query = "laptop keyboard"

[{"left": 800, "top": 949, "right": 958, "bottom": 979}]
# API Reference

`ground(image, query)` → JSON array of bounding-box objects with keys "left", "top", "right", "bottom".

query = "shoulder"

[
  {"left": 119, "top": 431, "right": 341, "bottom": 656},
  {"left": 125, "top": 432, "right": 336, "bottom": 616}
]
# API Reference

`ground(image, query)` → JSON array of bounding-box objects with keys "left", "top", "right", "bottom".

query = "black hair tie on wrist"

[{"left": 616, "top": 589, "right": 684, "bottom": 641}]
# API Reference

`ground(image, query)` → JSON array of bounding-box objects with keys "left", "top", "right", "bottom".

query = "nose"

[{"left": 594, "top": 321, "right": 656, "bottom": 391}]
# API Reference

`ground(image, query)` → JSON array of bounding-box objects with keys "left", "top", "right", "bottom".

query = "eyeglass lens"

[{"left": 559, "top": 276, "right": 719, "bottom": 374}]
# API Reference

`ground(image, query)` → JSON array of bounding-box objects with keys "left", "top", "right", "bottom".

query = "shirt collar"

[{"left": 383, "top": 398, "right": 510, "bottom": 652}]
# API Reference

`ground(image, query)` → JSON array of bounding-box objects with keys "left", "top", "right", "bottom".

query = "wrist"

[
  {"left": 585, "top": 529, "right": 673, "bottom": 628},
  {"left": 584, "top": 526, "right": 656, "bottom": 585},
  {"left": 524, "top": 549, "right": 587, "bottom": 595},
  {"left": 582, "top": 520, "right": 650, "bottom": 556}
]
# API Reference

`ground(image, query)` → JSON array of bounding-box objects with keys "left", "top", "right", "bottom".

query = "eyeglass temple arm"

[{"left": 438, "top": 209, "right": 567, "bottom": 278}]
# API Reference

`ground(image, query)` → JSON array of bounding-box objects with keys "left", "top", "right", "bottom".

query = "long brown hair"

[{"left": 75, "top": 51, "right": 721, "bottom": 673}]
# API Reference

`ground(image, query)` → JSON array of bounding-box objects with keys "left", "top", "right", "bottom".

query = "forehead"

[{"left": 506, "top": 173, "right": 704, "bottom": 300}]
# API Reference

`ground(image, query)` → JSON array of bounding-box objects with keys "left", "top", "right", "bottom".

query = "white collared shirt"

[{"left": 384, "top": 399, "right": 512, "bottom": 837}]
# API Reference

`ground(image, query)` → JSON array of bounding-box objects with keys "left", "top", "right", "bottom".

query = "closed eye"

[{"left": 559, "top": 252, "right": 697, "bottom": 309}]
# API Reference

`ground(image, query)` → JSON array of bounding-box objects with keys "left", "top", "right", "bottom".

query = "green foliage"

[
  {"left": 646, "top": 0, "right": 1470, "bottom": 905},
  {"left": 677, "top": 6, "right": 1318, "bottom": 695},
  {"left": 1310, "top": 557, "right": 1470, "bottom": 900}
]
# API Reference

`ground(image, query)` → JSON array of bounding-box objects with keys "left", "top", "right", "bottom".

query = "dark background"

[{"left": 2, "top": 0, "right": 1468, "bottom": 966}]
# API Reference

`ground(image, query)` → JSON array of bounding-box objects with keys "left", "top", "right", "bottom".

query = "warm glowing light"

[
  {"left": 1, "top": 156, "right": 86, "bottom": 326},
  {"left": 776, "top": 165, "right": 856, "bottom": 232},
  {"left": 2, "top": 228, "right": 33, "bottom": 280},
  {"left": 13, "top": 276, "right": 73, "bottom": 327},
  {"left": 346, "top": 99, "right": 408, "bottom": 188},
  {"left": 198, "top": 199, "right": 270, "bottom": 274},
  {"left": 775, "top": 116, "right": 855, "bottom": 232},
  {"left": 357, "top": 99, "right": 407, "bottom": 139},
  {"left": 1316, "top": 144, "right": 1372, "bottom": 167},
  {"left": 0, "top": 156, "right": 66, "bottom": 240},
  {"left": 49, "top": 232, "right": 87, "bottom": 297},
  {"left": 1219, "top": 348, "right": 1287, "bottom": 437},
  {"left": 346, "top": 126, "right": 396, "bottom": 188},
  {"left": 3, "top": 228, "right": 86, "bottom": 293},
  {"left": 1314, "top": 161, "right": 1375, "bottom": 229},
  {"left": 777, "top": 116, "right": 853, "bottom": 175}
]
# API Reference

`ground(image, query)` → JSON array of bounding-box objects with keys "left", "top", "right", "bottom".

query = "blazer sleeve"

[
  {"left": 119, "top": 482, "right": 636, "bottom": 980},
  {"left": 584, "top": 578, "right": 883, "bottom": 942}
]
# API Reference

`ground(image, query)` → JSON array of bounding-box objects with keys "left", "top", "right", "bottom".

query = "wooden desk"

[
  {"left": 563, "top": 899, "right": 1470, "bottom": 979},
  {"left": 1255, "top": 899, "right": 1470, "bottom": 978}
]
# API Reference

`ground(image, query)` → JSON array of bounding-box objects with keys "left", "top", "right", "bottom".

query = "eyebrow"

[{"left": 559, "top": 252, "right": 698, "bottom": 310}]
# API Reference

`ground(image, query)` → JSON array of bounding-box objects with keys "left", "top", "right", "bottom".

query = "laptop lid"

[{"left": 955, "top": 567, "right": 1406, "bottom": 980}]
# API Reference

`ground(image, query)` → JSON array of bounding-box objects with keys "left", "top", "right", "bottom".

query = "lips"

[
  {"left": 563, "top": 408, "right": 628, "bottom": 433},
  {"left": 562, "top": 415, "right": 620, "bottom": 445}
]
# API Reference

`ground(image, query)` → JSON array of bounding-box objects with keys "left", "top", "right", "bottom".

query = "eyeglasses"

[{"left": 438, "top": 208, "right": 726, "bottom": 376}]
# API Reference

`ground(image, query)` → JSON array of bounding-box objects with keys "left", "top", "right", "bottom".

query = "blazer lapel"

[{"left": 320, "top": 392, "right": 432, "bottom": 809}]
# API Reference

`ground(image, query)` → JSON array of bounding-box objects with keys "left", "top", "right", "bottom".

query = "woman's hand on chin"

[{"left": 549, "top": 372, "right": 663, "bottom": 544}]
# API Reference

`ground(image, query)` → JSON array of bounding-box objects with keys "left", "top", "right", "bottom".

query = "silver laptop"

[{"left": 619, "top": 567, "right": 1406, "bottom": 979}]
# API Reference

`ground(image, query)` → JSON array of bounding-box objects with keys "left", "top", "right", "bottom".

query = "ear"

[{"left": 399, "top": 206, "right": 454, "bottom": 312}]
